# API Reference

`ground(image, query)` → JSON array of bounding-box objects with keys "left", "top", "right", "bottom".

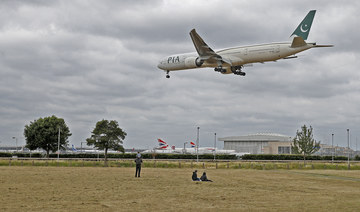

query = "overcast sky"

[{"left": 1, "top": 0, "right": 359, "bottom": 150}]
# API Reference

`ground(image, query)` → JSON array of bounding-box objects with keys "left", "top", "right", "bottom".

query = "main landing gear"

[
  {"left": 214, "top": 66, "right": 227, "bottom": 74},
  {"left": 166, "top": 70, "right": 170, "bottom": 78},
  {"left": 231, "top": 66, "right": 246, "bottom": 76}
]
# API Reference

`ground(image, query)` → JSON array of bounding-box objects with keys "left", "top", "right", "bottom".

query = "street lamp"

[
  {"left": 183, "top": 142, "right": 188, "bottom": 154},
  {"left": 214, "top": 133, "right": 217, "bottom": 161},
  {"left": 196, "top": 127, "right": 200, "bottom": 162},
  {"left": 81, "top": 142, "right": 87, "bottom": 153},
  {"left": 331, "top": 133, "right": 334, "bottom": 163},
  {"left": 12, "top": 137, "right": 18, "bottom": 152},
  {"left": 57, "top": 127, "right": 61, "bottom": 161},
  {"left": 347, "top": 129, "right": 350, "bottom": 170}
]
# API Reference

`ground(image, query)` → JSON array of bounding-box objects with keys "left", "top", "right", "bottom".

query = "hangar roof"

[{"left": 219, "top": 133, "right": 292, "bottom": 142}]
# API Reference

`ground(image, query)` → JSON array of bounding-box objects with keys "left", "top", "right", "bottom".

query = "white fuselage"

[{"left": 158, "top": 42, "right": 315, "bottom": 73}]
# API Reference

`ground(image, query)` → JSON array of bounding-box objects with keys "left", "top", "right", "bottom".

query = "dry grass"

[{"left": 1, "top": 166, "right": 360, "bottom": 211}]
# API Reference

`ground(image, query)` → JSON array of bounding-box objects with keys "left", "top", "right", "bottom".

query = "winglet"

[{"left": 291, "top": 10, "right": 316, "bottom": 40}]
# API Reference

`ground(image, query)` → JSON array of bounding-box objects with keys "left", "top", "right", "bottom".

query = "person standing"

[{"left": 135, "top": 156, "right": 143, "bottom": 177}]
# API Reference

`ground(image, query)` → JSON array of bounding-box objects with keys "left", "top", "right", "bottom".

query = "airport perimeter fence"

[
  {"left": 1, "top": 152, "right": 359, "bottom": 161},
  {"left": 1, "top": 157, "right": 360, "bottom": 170}
]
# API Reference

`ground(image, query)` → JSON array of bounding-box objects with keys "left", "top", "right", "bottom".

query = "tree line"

[
  {"left": 24, "top": 115, "right": 126, "bottom": 165},
  {"left": 23, "top": 115, "right": 322, "bottom": 164}
]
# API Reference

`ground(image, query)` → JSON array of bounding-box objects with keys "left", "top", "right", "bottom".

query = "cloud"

[{"left": 0, "top": 0, "right": 359, "bottom": 150}]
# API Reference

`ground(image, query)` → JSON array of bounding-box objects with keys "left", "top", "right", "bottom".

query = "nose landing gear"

[{"left": 166, "top": 70, "right": 170, "bottom": 78}]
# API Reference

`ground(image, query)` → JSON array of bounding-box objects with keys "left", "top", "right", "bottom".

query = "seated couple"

[{"left": 192, "top": 170, "right": 213, "bottom": 182}]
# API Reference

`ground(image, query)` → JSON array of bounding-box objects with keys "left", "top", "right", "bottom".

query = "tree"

[
  {"left": 24, "top": 115, "right": 71, "bottom": 158},
  {"left": 291, "top": 125, "right": 320, "bottom": 163},
  {"left": 86, "top": 120, "right": 126, "bottom": 165}
]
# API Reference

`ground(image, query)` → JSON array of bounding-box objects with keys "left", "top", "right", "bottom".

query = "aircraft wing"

[{"left": 189, "top": 29, "right": 231, "bottom": 65}]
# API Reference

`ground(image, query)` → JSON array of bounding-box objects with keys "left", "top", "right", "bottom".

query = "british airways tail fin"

[
  {"left": 290, "top": 10, "right": 316, "bottom": 40},
  {"left": 158, "top": 139, "right": 169, "bottom": 149}
]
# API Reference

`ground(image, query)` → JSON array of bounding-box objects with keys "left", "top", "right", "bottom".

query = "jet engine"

[{"left": 184, "top": 57, "right": 204, "bottom": 68}]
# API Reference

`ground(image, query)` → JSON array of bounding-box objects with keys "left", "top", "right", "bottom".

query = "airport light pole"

[
  {"left": 214, "top": 133, "right": 216, "bottom": 161},
  {"left": 331, "top": 133, "right": 334, "bottom": 163},
  {"left": 12, "top": 137, "right": 18, "bottom": 152},
  {"left": 81, "top": 142, "right": 87, "bottom": 153},
  {"left": 183, "top": 142, "right": 187, "bottom": 154},
  {"left": 57, "top": 127, "right": 61, "bottom": 161},
  {"left": 196, "top": 127, "right": 200, "bottom": 163},
  {"left": 347, "top": 129, "right": 350, "bottom": 170}
]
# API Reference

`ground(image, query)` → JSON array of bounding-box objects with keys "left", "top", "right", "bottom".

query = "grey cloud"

[{"left": 0, "top": 0, "right": 359, "bottom": 149}]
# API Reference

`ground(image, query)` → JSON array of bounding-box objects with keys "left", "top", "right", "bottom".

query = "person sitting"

[
  {"left": 200, "top": 172, "right": 213, "bottom": 182},
  {"left": 192, "top": 170, "right": 200, "bottom": 181}
]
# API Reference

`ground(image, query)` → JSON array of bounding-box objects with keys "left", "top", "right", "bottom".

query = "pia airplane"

[{"left": 157, "top": 10, "right": 333, "bottom": 78}]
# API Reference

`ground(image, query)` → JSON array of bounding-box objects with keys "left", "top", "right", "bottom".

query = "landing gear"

[
  {"left": 166, "top": 70, "right": 170, "bottom": 78},
  {"left": 231, "top": 66, "right": 246, "bottom": 76},
  {"left": 214, "top": 66, "right": 227, "bottom": 73}
]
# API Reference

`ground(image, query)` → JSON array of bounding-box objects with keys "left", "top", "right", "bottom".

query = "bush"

[{"left": 241, "top": 154, "right": 351, "bottom": 161}]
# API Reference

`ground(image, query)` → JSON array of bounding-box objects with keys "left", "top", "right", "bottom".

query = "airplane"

[
  {"left": 142, "top": 139, "right": 237, "bottom": 155},
  {"left": 157, "top": 10, "right": 333, "bottom": 78}
]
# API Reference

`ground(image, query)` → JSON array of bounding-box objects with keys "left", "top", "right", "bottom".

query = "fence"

[{"left": 2, "top": 158, "right": 360, "bottom": 170}]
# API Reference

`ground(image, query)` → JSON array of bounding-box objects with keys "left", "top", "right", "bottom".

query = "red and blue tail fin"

[
  {"left": 158, "top": 139, "right": 169, "bottom": 149},
  {"left": 190, "top": 141, "right": 196, "bottom": 148}
]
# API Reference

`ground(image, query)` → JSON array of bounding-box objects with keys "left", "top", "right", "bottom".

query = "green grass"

[{"left": 1, "top": 167, "right": 360, "bottom": 211}]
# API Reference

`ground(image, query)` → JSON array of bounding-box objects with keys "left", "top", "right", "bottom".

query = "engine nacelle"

[{"left": 184, "top": 57, "right": 203, "bottom": 68}]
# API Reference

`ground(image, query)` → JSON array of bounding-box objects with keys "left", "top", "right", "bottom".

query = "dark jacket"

[
  {"left": 192, "top": 171, "right": 198, "bottom": 181},
  {"left": 135, "top": 158, "right": 142, "bottom": 165},
  {"left": 200, "top": 173, "right": 207, "bottom": 181}
]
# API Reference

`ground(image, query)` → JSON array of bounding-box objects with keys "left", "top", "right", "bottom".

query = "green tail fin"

[{"left": 290, "top": 10, "right": 316, "bottom": 40}]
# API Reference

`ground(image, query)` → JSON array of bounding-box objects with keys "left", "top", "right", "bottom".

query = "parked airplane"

[
  {"left": 157, "top": 10, "right": 333, "bottom": 78},
  {"left": 142, "top": 139, "right": 237, "bottom": 155}
]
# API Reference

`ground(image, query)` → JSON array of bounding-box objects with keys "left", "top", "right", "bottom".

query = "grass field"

[{"left": 1, "top": 166, "right": 360, "bottom": 211}]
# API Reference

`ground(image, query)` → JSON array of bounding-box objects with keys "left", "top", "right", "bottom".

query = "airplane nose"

[{"left": 157, "top": 61, "right": 164, "bottom": 70}]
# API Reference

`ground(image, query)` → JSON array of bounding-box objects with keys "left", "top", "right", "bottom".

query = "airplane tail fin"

[
  {"left": 158, "top": 139, "right": 169, "bottom": 149},
  {"left": 72, "top": 144, "right": 77, "bottom": 152},
  {"left": 190, "top": 141, "right": 196, "bottom": 148},
  {"left": 290, "top": 10, "right": 316, "bottom": 40}
]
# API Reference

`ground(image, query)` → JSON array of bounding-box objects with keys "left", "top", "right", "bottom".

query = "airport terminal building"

[{"left": 219, "top": 133, "right": 292, "bottom": 154}]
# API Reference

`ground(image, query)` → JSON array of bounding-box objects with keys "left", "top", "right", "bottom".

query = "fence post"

[
  {"left": 262, "top": 164, "right": 266, "bottom": 170},
  {"left": 179, "top": 161, "right": 181, "bottom": 168},
  {"left": 32, "top": 160, "right": 34, "bottom": 166},
  {"left": 238, "top": 163, "right": 241, "bottom": 169},
  {"left": 202, "top": 163, "right": 205, "bottom": 169},
  {"left": 216, "top": 162, "right": 218, "bottom": 169}
]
